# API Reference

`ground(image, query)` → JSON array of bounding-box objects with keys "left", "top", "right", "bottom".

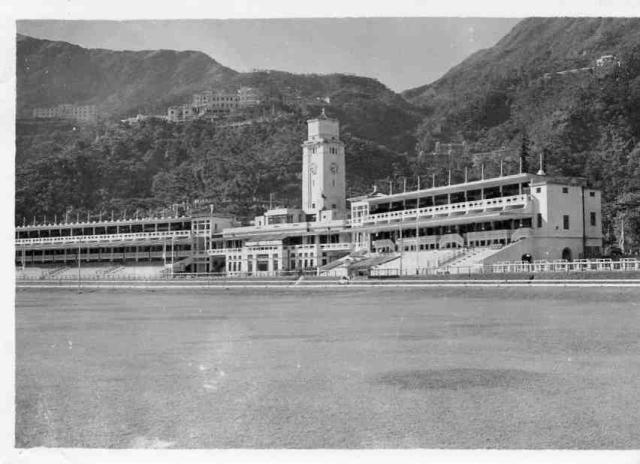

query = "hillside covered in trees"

[
  {"left": 16, "top": 34, "right": 423, "bottom": 225},
  {"left": 15, "top": 18, "right": 640, "bottom": 251},
  {"left": 16, "top": 113, "right": 411, "bottom": 223},
  {"left": 403, "top": 17, "right": 640, "bottom": 251}
]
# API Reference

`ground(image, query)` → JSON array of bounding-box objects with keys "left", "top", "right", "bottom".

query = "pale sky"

[{"left": 17, "top": 18, "right": 520, "bottom": 91}]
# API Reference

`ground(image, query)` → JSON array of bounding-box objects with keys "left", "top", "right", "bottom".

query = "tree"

[{"left": 519, "top": 132, "right": 531, "bottom": 173}]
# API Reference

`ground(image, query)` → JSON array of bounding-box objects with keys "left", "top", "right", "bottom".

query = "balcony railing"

[
  {"left": 319, "top": 242, "right": 352, "bottom": 251},
  {"left": 223, "top": 218, "right": 347, "bottom": 237},
  {"left": 354, "top": 194, "right": 531, "bottom": 226},
  {"left": 207, "top": 242, "right": 352, "bottom": 256},
  {"left": 466, "top": 229, "right": 511, "bottom": 243},
  {"left": 207, "top": 247, "right": 242, "bottom": 256},
  {"left": 291, "top": 244, "right": 316, "bottom": 251},
  {"left": 15, "top": 230, "right": 192, "bottom": 246}
]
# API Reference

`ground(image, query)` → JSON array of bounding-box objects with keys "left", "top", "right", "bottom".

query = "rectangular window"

[
  {"left": 562, "top": 187, "right": 569, "bottom": 194},
  {"left": 537, "top": 213, "right": 543, "bottom": 228},
  {"left": 589, "top": 191, "right": 595, "bottom": 197},
  {"left": 563, "top": 215, "right": 570, "bottom": 230},
  {"left": 590, "top": 212, "right": 596, "bottom": 227},
  {"left": 535, "top": 187, "right": 541, "bottom": 193}
]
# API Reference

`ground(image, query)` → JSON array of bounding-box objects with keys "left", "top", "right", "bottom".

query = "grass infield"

[{"left": 15, "top": 287, "right": 640, "bottom": 448}]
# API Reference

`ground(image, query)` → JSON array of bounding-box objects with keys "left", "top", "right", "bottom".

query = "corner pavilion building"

[
  {"left": 15, "top": 112, "right": 603, "bottom": 278},
  {"left": 348, "top": 172, "right": 603, "bottom": 274}
]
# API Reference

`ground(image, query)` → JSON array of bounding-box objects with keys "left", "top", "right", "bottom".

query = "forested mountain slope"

[{"left": 403, "top": 17, "right": 640, "bottom": 250}]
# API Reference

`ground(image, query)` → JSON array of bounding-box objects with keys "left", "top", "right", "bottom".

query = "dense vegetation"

[
  {"left": 16, "top": 34, "right": 421, "bottom": 224},
  {"left": 404, "top": 18, "right": 640, "bottom": 252},
  {"left": 15, "top": 19, "right": 640, "bottom": 251},
  {"left": 15, "top": 112, "right": 411, "bottom": 223}
]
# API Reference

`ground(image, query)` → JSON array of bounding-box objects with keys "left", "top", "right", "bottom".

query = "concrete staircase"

[{"left": 437, "top": 246, "right": 505, "bottom": 274}]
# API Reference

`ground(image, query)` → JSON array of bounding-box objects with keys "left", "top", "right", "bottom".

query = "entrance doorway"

[{"left": 561, "top": 247, "right": 572, "bottom": 261}]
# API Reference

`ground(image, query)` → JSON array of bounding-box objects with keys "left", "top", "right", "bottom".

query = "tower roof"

[{"left": 307, "top": 107, "right": 337, "bottom": 124}]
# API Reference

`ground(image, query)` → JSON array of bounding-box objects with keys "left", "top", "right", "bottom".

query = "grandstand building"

[
  {"left": 15, "top": 111, "right": 603, "bottom": 278},
  {"left": 15, "top": 213, "right": 234, "bottom": 279},
  {"left": 348, "top": 172, "right": 602, "bottom": 275}
]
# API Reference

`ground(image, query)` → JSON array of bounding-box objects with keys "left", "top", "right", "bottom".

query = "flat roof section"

[{"left": 350, "top": 173, "right": 534, "bottom": 205}]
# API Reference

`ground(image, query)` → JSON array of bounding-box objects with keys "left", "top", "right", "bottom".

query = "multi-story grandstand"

[
  {"left": 15, "top": 111, "right": 605, "bottom": 278},
  {"left": 15, "top": 213, "right": 234, "bottom": 279}
]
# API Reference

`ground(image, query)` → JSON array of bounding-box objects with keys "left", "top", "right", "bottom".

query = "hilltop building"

[
  {"left": 595, "top": 54, "right": 620, "bottom": 68},
  {"left": 237, "top": 87, "right": 261, "bottom": 107},
  {"left": 542, "top": 54, "right": 621, "bottom": 82},
  {"left": 32, "top": 104, "right": 97, "bottom": 123},
  {"left": 167, "top": 87, "right": 262, "bottom": 122},
  {"left": 16, "top": 111, "right": 603, "bottom": 278}
]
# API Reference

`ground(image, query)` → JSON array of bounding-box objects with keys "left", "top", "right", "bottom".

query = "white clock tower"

[{"left": 301, "top": 109, "right": 346, "bottom": 219}]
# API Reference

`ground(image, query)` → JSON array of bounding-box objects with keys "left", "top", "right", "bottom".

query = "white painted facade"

[{"left": 301, "top": 110, "right": 346, "bottom": 218}]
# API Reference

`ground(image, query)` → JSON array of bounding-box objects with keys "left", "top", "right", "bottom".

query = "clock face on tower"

[{"left": 330, "top": 162, "right": 338, "bottom": 174}]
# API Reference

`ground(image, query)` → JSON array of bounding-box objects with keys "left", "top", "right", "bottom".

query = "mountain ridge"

[
  {"left": 17, "top": 34, "right": 239, "bottom": 118},
  {"left": 14, "top": 20, "right": 640, "bottom": 249},
  {"left": 16, "top": 33, "right": 423, "bottom": 150},
  {"left": 401, "top": 17, "right": 640, "bottom": 250}
]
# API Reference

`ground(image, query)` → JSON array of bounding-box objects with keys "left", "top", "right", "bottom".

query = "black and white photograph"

[{"left": 3, "top": 1, "right": 640, "bottom": 462}]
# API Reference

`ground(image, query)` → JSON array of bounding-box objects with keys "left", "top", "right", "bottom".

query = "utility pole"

[
  {"left": 398, "top": 224, "right": 403, "bottom": 276},
  {"left": 416, "top": 215, "right": 420, "bottom": 275},
  {"left": 163, "top": 237, "right": 167, "bottom": 268},
  {"left": 171, "top": 235, "right": 175, "bottom": 278},
  {"left": 77, "top": 244, "right": 81, "bottom": 292}
]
